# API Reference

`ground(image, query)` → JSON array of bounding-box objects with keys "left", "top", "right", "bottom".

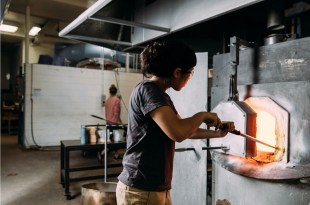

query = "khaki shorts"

[{"left": 116, "top": 181, "right": 172, "bottom": 205}]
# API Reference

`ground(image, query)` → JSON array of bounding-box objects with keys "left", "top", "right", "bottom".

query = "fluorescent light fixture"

[
  {"left": 0, "top": 24, "right": 18, "bottom": 33},
  {"left": 29, "top": 26, "right": 41, "bottom": 36}
]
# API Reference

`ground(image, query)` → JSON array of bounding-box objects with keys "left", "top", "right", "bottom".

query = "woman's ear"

[{"left": 173, "top": 68, "right": 182, "bottom": 78}]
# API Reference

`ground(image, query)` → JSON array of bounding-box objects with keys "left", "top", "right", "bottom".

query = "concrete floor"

[
  {"left": 1, "top": 134, "right": 120, "bottom": 205},
  {"left": 1, "top": 134, "right": 213, "bottom": 205}
]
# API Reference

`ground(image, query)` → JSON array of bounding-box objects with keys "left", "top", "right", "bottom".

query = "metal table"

[{"left": 60, "top": 139, "right": 126, "bottom": 199}]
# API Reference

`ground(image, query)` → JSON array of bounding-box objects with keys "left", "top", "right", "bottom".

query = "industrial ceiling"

[
  {"left": 1, "top": 0, "right": 309, "bottom": 56},
  {"left": 58, "top": 0, "right": 310, "bottom": 54},
  {"left": 1, "top": 0, "right": 95, "bottom": 44}
]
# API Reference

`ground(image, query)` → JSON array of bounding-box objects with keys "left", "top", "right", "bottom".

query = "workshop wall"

[
  {"left": 23, "top": 64, "right": 143, "bottom": 147},
  {"left": 168, "top": 52, "right": 209, "bottom": 205}
]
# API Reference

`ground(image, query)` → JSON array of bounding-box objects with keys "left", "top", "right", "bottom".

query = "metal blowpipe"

[
  {"left": 220, "top": 123, "right": 278, "bottom": 149},
  {"left": 230, "top": 130, "right": 278, "bottom": 149}
]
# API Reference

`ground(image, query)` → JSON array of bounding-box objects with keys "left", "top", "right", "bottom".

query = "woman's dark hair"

[
  {"left": 109, "top": 84, "right": 117, "bottom": 95},
  {"left": 140, "top": 41, "right": 197, "bottom": 78}
]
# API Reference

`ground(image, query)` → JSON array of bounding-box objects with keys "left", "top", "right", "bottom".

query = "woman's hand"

[
  {"left": 203, "top": 112, "right": 222, "bottom": 130},
  {"left": 189, "top": 128, "right": 228, "bottom": 139},
  {"left": 212, "top": 121, "right": 236, "bottom": 138},
  {"left": 214, "top": 130, "right": 229, "bottom": 138},
  {"left": 220, "top": 121, "right": 235, "bottom": 132}
]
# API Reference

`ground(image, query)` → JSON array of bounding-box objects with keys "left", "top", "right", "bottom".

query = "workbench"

[
  {"left": 1, "top": 105, "right": 19, "bottom": 135},
  {"left": 60, "top": 130, "right": 126, "bottom": 199}
]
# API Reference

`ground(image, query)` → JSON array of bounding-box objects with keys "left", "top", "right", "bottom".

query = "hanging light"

[
  {"left": 29, "top": 26, "right": 41, "bottom": 36},
  {"left": 0, "top": 23, "right": 18, "bottom": 33}
]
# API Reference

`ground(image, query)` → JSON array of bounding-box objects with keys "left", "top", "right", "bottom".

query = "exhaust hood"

[
  {"left": 59, "top": 0, "right": 170, "bottom": 53},
  {"left": 59, "top": 0, "right": 274, "bottom": 53},
  {"left": 59, "top": 0, "right": 309, "bottom": 54}
]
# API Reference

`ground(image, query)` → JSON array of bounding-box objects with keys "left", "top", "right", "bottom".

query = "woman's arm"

[
  {"left": 188, "top": 128, "right": 229, "bottom": 139},
  {"left": 149, "top": 106, "right": 230, "bottom": 142}
]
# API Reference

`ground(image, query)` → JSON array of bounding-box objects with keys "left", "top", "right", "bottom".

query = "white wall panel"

[
  {"left": 168, "top": 52, "right": 209, "bottom": 205},
  {"left": 24, "top": 64, "right": 143, "bottom": 147}
]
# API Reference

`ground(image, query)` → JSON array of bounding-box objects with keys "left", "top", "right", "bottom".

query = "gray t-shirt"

[{"left": 118, "top": 80, "right": 177, "bottom": 191}]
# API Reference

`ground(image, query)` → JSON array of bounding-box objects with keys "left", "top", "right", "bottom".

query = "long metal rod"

[
  {"left": 239, "top": 132, "right": 277, "bottom": 149},
  {"left": 202, "top": 146, "right": 228, "bottom": 150},
  {"left": 175, "top": 148, "right": 195, "bottom": 152},
  {"left": 90, "top": 114, "right": 106, "bottom": 121}
]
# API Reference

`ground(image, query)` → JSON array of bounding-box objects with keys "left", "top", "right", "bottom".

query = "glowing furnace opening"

[{"left": 245, "top": 97, "right": 289, "bottom": 163}]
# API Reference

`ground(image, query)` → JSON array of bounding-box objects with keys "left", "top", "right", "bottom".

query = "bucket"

[
  {"left": 112, "top": 129, "right": 125, "bottom": 142},
  {"left": 81, "top": 182, "right": 117, "bottom": 205},
  {"left": 97, "top": 128, "right": 107, "bottom": 143}
]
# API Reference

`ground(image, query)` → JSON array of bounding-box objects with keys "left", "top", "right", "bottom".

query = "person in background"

[
  {"left": 98, "top": 84, "right": 123, "bottom": 162},
  {"left": 116, "top": 41, "right": 235, "bottom": 205},
  {"left": 105, "top": 84, "right": 122, "bottom": 125}
]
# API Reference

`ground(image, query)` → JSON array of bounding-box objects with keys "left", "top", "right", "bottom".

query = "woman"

[
  {"left": 105, "top": 84, "right": 122, "bottom": 125},
  {"left": 116, "top": 41, "right": 234, "bottom": 205}
]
